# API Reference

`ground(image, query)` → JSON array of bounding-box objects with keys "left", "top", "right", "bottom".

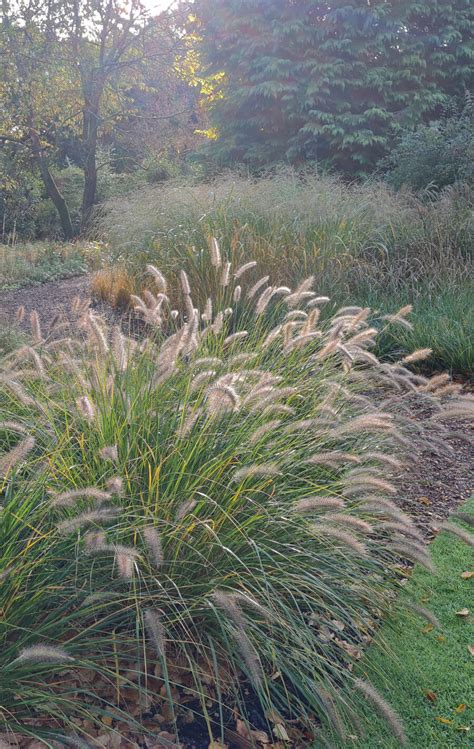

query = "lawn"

[{"left": 334, "top": 499, "right": 474, "bottom": 748}]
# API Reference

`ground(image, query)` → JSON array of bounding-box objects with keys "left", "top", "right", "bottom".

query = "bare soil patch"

[
  {"left": 398, "top": 421, "right": 473, "bottom": 537},
  {"left": 0, "top": 275, "right": 92, "bottom": 331}
]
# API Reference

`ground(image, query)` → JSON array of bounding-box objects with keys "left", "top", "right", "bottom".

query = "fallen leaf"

[
  {"left": 423, "top": 690, "right": 437, "bottom": 702},
  {"left": 273, "top": 724, "right": 290, "bottom": 741},
  {"left": 437, "top": 635, "right": 446, "bottom": 643},
  {"left": 419, "top": 496, "right": 431, "bottom": 506},
  {"left": 454, "top": 703, "right": 467, "bottom": 714},
  {"left": 421, "top": 624, "right": 434, "bottom": 633},
  {"left": 460, "top": 571, "right": 474, "bottom": 580},
  {"left": 435, "top": 717, "right": 453, "bottom": 725},
  {"left": 457, "top": 726, "right": 471, "bottom": 733},
  {"left": 455, "top": 608, "right": 470, "bottom": 617},
  {"left": 468, "top": 645, "right": 474, "bottom": 656},
  {"left": 251, "top": 729, "right": 270, "bottom": 744}
]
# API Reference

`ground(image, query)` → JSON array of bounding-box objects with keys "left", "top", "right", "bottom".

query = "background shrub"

[{"left": 383, "top": 100, "right": 474, "bottom": 191}]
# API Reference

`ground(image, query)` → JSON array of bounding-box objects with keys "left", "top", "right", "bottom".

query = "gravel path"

[{"left": 0, "top": 275, "right": 91, "bottom": 331}]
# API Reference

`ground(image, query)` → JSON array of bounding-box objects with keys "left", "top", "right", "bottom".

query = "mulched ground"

[
  {"left": 0, "top": 275, "right": 92, "bottom": 331},
  {"left": 397, "top": 419, "right": 473, "bottom": 537}
]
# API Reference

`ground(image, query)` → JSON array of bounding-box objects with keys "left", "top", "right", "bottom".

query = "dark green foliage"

[
  {"left": 195, "top": 0, "right": 474, "bottom": 173},
  {"left": 384, "top": 99, "right": 474, "bottom": 190}
]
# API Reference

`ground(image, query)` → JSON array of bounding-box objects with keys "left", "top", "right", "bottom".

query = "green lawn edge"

[{"left": 333, "top": 497, "right": 474, "bottom": 748}]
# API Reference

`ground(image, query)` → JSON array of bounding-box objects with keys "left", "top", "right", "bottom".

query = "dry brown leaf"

[
  {"left": 435, "top": 717, "right": 453, "bottom": 725},
  {"left": 272, "top": 724, "right": 290, "bottom": 741},
  {"left": 419, "top": 496, "right": 431, "bottom": 506},
  {"left": 251, "top": 729, "right": 270, "bottom": 744},
  {"left": 455, "top": 608, "right": 470, "bottom": 617},
  {"left": 468, "top": 645, "right": 474, "bottom": 656},
  {"left": 454, "top": 703, "right": 467, "bottom": 714},
  {"left": 421, "top": 624, "right": 434, "bottom": 633},
  {"left": 423, "top": 690, "right": 437, "bottom": 702},
  {"left": 460, "top": 571, "right": 474, "bottom": 580}
]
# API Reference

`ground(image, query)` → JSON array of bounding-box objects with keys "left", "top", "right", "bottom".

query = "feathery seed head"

[
  {"left": 57, "top": 508, "right": 119, "bottom": 535},
  {"left": 143, "top": 526, "right": 163, "bottom": 568},
  {"left": 323, "top": 514, "right": 372, "bottom": 534},
  {"left": 234, "top": 260, "right": 257, "bottom": 279},
  {"left": 224, "top": 331, "right": 248, "bottom": 347},
  {"left": 233, "top": 463, "right": 281, "bottom": 482},
  {"left": 146, "top": 264, "right": 167, "bottom": 293},
  {"left": 400, "top": 348, "right": 432, "bottom": 365},
  {"left": 180, "top": 270, "right": 191, "bottom": 296},
  {"left": 293, "top": 497, "right": 345, "bottom": 513},
  {"left": 76, "top": 395, "right": 95, "bottom": 422},
  {"left": 30, "top": 310, "right": 42, "bottom": 343},
  {"left": 211, "top": 237, "right": 222, "bottom": 267},
  {"left": 0, "top": 436, "right": 35, "bottom": 479},
  {"left": 202, "top": 297, "right": 213, "bottom": 322},
  {"left": 100, "top": 445, "right": 118, "bottom": 462},
  {"left": 404, "top": 601, "right": 440, "bottom": 629},
  {"left": 307, "top": 296, "right": 330, "bottom": 307},
  {"left": 249, "top": 420, "right": 282, "bottom": 444},
  {"left": 354, "top": 679, "right": 406, "bottom": 745},
  {"left": 315, "top": 525, "right": 368, "bottom": 557},
  {"left": 50, "top": 487, "right": 111, "bottom": 508},
  {"left": 207, "top": 384, "right": 241, "bottom": 415},
  {"left": 144, "top": 608, "right": 166, "bottom": 656},
  {"left": 248, "top": 275, "right": 270, "bottom": 299},
  {"left": 106, "top": 476, "right": 123, "bottom": 495},
  {"left": 15, "top": 644, "right": 74, "bottom": 665},
  {"left": 176, "top": 498, "right": 197, "bottom": 520},
  {"left": 221, "top": 261, "right": 231, "bottom": 287},
  {"left": 439, "top": 522, "right": 473, "bottom": 547}
]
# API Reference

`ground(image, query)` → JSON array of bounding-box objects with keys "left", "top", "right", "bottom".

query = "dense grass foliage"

[
  {"left": 356, "top": 284, "right": 474, "bottom": 376},
  {"left": 1, "top": 253, "right": 473, "bottom": 745},
  {"left": 335, "top": 499, "right": 474, "bottom": 748},
  {"left": 98, "top": 172, "right": 474, "bottom": 373}
]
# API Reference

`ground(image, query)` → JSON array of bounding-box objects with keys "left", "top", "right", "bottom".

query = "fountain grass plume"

[{"left": 1, "top": 249, "right": 469, "bottom": 745}]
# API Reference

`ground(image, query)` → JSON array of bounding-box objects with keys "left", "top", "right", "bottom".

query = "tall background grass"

[{"left": 97, "top": 172, "right": 474, "bottom": 374}]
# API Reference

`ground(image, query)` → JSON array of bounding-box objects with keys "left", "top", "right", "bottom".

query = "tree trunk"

[
  {"left": 81, "top": 94, "right": 100, "bottom": 232},
  {"left": 29, "top": 129, "right": 75, "bottom": 240}
]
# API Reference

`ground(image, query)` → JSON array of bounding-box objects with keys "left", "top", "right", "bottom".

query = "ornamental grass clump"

[{"left": 1, "top": 245, "right": 473, "bottom": 746}]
